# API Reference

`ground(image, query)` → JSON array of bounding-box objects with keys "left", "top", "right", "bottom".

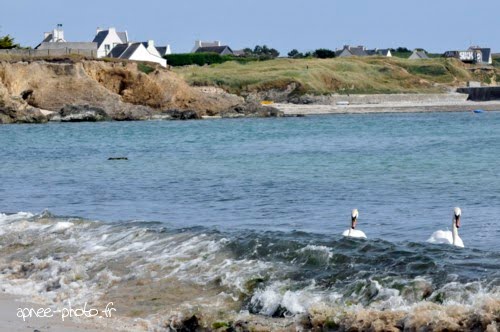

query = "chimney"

[
  {"left": 109, "top": 27, "right": 116, "bottom": 33},
  {"left": 96, "top": 27, "right": 102, "bottom": 34},
  {"left": 215, "top": 40, "right": 221, "bottom": 46},
  {"left": 53, "top": 28, "right": 64, "bottom": 42},
  {"left": 147, "top": 40, "right": 154, "bottom": 48}
]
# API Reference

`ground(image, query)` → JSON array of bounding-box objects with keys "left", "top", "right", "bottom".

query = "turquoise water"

[
  {"left": 1, "top": 113, "right": 499, "bottom": 247},
  {"left": 1, "top": 113, "right": 499, "bottom": 328}
]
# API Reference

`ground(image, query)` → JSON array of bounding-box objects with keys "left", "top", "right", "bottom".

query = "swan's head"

[
  {"left": 453, "top": 207, "right": 461, "bottom": 228},
  {"left": 351, "top": 209, "right": 359, "bottom": 229}
]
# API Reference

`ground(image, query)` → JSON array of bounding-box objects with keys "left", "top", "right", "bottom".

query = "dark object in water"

[
  {"left": 108, "top": 157, "right": 128, "bottom": 160},
  {"left": 473, "top": 109, "right": 485, "bottom": 113}
]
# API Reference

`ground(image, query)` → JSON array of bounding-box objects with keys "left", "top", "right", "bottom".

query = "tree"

[
  {"left": 0, "top": 34, "right": 20, "bottom": 49},
  {"left": 313, "top": 48, "right": 336, "bottom": 59},
  {"left": 246, "top": 45, "right": 280, "bottom": 59},
  {"left": 288, "top": 49, "right": 304, "bottom": 58},
  {"left": 243, "top": 48, "right": 253, "bottom": 56}
]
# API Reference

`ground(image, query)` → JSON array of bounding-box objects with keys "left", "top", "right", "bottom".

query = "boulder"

[
  {"left": 51, "top": 105, "right": 111, "bottom": 122},
  {"left": 221, "top": 102, "right": 283, "bottom": 118}
]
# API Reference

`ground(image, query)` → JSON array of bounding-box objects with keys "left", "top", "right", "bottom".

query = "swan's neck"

[{"left": 452, "top": 222, "right": 459, "bottom": 245}]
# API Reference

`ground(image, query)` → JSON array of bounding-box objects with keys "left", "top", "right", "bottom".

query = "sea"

[{"left": 1, "top": 112, "right": 499, "bottom": 330}]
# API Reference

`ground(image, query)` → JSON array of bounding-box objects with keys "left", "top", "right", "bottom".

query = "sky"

[{"left": 1, "top": 0, "right": 498, "bottom": 54}]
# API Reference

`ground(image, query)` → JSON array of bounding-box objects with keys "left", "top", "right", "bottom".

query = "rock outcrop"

[
  {"left": 50, "top": 105, "right": 111, "bottom": 122},
  {"left": 0, "top": 59, "right": 279, "bottom": 123}
]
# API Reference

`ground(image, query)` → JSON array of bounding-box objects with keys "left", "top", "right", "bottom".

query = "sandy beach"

[{"left": 272, "top": 100, "right": 500, "bottom": 116}]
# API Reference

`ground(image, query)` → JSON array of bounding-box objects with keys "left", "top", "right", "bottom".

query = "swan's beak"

[
  {"left": 351, "top": 216, "right": 357, "bottom": 229},
  {"left": 455, "top": 215, "right": 461, "bottom": 228}
]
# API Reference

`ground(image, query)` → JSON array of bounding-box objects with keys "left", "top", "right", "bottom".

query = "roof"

[
  {"left": 42, "top": 33, "right": 53, "bottom": 43},
  {"left": 156, "top": 46, "right": 168, "bottom": 55},
  {"left": 117, "top": 32, "right": 128, "bottom": 43},
  {"left": 410, "top": 50, "right": 429, "bottom": 59},
  {"left": 366, "top": 49, "right": 391, "bottom": 56},
  {"left": 338, "top": 46, "right": 368, "bottom": 57},
  {"left": 119, "top": 43, "right": 141, "bottom": 59},
  {"left": 108, "top": 43, "right": 129, "bottom": 58},
  {"left": 377, "top": 49, "right": 391, "bottom": 56},
  {"left": 195, "top": 46, "right": 233, "bottom": 55},
  {"left": 92, "top": 31, "right": 108, "bottom": 47},
  {"left": 93, "top": 30, "right": 127, "bottom": 48}
]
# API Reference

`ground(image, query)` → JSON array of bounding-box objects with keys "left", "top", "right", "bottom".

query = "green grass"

[
  {"left": 391, "top": 51, "right": 412, "bottom": 58},
  {"left": 493, "top": 56, "right": 500, "bottom": 68},
  {"left": 174, "top": 56, "right": 493, "bottom": 95},
  {"left": 137, "top": 63, "right": 155, "bottom": 74}
]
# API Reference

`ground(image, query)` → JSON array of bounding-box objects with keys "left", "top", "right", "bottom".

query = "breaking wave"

[{"left": 0, "top": 211, "right": 499, "bottom": 330}]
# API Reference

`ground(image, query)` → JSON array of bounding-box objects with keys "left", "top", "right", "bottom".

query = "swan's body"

[
  {"left": 342, "top": 228, "right": 367, "bottom": 238},
  {"left": 342, "top": 209, "right": 367, "bottom": 239},
  {"left": 427, "top": 207, "right": 464, "bottom": 248}
]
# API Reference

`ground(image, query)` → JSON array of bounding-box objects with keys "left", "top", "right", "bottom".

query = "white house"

[
  {"left": 41, "top": 24, "right": 66, "bottom": 43},
  {"left": 93, "top": 27, "right": 129, "bottom": 58},
  {"left": 109, "top": 42, "right": 167, "bottom": 67}
]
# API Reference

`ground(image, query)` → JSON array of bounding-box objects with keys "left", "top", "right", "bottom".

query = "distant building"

[
  {"left": 195, "top": 46, "right": 234, "bottom": 56},
  {"left": 192, "top": 40, "right": 222, "bottom": 53},
  {"left": 93, "top": 27, "right": 129, "bottom": 58},
  {"left": 155, "top": 45, "right": 172, "bottom": 57},
  {"left": 469, "top": 46, "right": 492, "bottom": 65},
  {"left": 35, "top": 25, "right": 97, "bottom": 55},
  {"left": 232, "top": 49, "right": 246, "bottom": 57},
  {"left": 444, "top": 47, "right": 492, "bottom": 65},
  {"left": 335, "top": 45, "right": 391, "bottom": 57},
  {"left": 409, "top": 50, "right": 429, "bottom": 60},
  {"left": 41, "top": 24, "right": 66, "bottom": 43},
  {"left": 444, "top": 50, "right": 474, "bottom": 62},
  {"left": 366, "top": 48, "right": 392, "bottom": 57},
  {"left": 93, "top": 28, "right": 168, "bottom": 67},
  {"left": 140, "top": 41, "right": 172, "bottom": 57},
  {"left": 336, "top": 45, "right": 369, "bottom": 57},
  {"left": 108, "top": 42, "right": 167, "bottom": 67}
]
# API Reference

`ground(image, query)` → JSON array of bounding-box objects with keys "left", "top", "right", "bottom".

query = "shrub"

[
  {"left": 313, "top": 48, "right": 336, "bottom": 59},
  {"left": 0, "top": 35, "right": 20, "bottom": 49},
  {"left": 244, "top": 45, "right": 280, "bottom": 59},
  {"left": 165, "top": 53, "right": 229, "bottom": 66},
  {"left": 165, "top": 53, "right": 264, "bottom": 67},
  {"left": 288, "top": 49, "right": 304, "bottom": 58}
]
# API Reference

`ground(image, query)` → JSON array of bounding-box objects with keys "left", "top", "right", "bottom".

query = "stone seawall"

[
  {"left": 289, "top": 93, "right": 468, "bottom": 105},
  {"left": 456, "top": 87, "right": 500, "bottom": 101}
]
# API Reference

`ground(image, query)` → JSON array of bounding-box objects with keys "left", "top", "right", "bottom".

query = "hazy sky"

[{"left": 1, "top": 0, "right": 498, "bottom": 54}]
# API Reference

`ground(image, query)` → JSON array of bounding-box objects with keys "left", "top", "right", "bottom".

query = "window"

[{"left": 105, "top": 44, "right": 111, "bottom": 54}]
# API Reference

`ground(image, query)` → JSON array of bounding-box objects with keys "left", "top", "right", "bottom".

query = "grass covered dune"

[{"left": 174, "top": 57, "right": 499, "bottom": 96}]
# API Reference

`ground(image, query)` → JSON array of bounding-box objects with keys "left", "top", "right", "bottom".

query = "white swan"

[
  {"left": 342, "top": 209, "right": 367, "bottom": 238},
  {"left": 427, "top": 207, "right": 464, "bottom": 248}
]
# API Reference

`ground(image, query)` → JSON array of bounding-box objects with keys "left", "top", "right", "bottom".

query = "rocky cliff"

[{"left": 0, "top": 59, "right": 279, "bottom": 123}]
